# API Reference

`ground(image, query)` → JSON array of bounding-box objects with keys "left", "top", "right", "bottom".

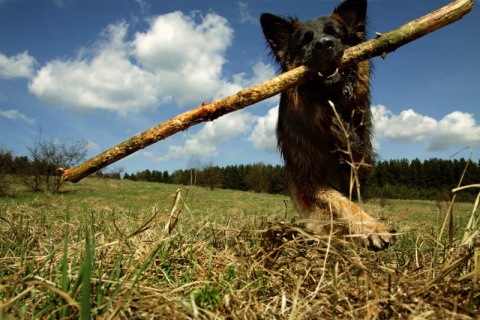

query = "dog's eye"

[
  {"left": 324, "top": 24, "right": 342, "bottom": 40},
  {"left": 302, "top": 31, "right": 314, "bottom": 44}
]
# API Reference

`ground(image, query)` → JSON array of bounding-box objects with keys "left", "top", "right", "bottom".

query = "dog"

[{"left": 260, "top": 0, "right": 396, "bottom": 251}]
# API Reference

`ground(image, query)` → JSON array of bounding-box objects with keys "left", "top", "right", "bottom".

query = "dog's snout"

[{"left": 314, "top": 37, "right": 335, "bottom": 51}]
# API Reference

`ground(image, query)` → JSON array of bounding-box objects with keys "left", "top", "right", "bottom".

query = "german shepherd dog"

[{"left": 260, "top": 0, "right": 396, "bottom": 250}]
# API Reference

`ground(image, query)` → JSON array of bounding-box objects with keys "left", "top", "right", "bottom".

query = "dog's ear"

[
  {"left": 331, "top": 0, "right": 367, "bottom": 38},
  {"left": 260, "top": 13, "right": 300, "bottom": 63}
]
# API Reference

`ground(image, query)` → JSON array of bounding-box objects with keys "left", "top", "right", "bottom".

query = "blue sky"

[{"left": 0, "top": 0, "right": 479, "bottom": 175}]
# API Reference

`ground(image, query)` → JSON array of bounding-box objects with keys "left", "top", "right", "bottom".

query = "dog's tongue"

[{"left": 317, "top": 68, "right": 339, "bottom": 79}]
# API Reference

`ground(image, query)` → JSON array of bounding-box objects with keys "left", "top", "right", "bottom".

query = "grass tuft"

[{"left": 0, "top": 177, "right": 479, "bottom": 318}]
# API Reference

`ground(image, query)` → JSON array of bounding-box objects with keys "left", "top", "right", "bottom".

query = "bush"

[
  {"left": 20, "top": 129, "right": 88, "bottom": 194},
  {"left": 0, "top": 147, "right": 13, "bottom": 197}
]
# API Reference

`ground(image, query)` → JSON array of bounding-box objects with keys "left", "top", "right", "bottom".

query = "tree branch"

[{"left": 62, "top": 0, "right": 474, "bottom": 183}]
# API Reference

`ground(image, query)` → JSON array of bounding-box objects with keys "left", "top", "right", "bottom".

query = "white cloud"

[
  {"left": 0, "top": 109, "right": 35, "bottom": 124},
  {"left": 53, "top": 0, "right": 73, "bottom": 7},
  {"left": 28, "top": 11, "right": 270, "bottom": 115},
  {"left": 213, "top": 61, "right": 275, "bottom": 101},
  {"left": 85, "top": 140, "right": 101, "bottom": 151},
  {"left": 29, "top": 22, "right": 161, "bottom": 116},
  {"left": 230, "top": 61, "right": 275, "bottom": 89},
  {"left": 372, "top": 105, "right": 480, "bottom": 151},
  {"left": 133, "top": 11, "right": 234, "bottom": 107},
  {"left": 25, "top": 11, "right": 280, "bottom": 162},
  {"left": 133, "top": 0, "right": 149, "bottom": 14},
  {"left": 249, "top": 61, "right": 276, "bottom": 85},
  {"left": 238, "top": 2, "right": 257, "bottom": 24},
  {"left": 248, "top": 106, "right": 278, "bottom": 153},
  {"left": 0, "top": 51, "right": 37, "bottom": 79},
  {"left": 247, "top": 104, "right": 480, "bottom": 155},
  {"left": 150, "top": 111, "right": 256, "bottom": 162}
]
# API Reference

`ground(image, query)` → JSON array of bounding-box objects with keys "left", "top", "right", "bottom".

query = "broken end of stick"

[
  {"left": 61, "top": 167, "right": 88, "bottom": 183},
  {"left": 61, "top": 168, "right": 75, "bottom": 183}
]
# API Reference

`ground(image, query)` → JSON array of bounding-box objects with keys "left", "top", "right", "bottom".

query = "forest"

[
  {"left": 1, "top": 142, "right": 479, "bottom": 202},
  {"left": 122, "top": 158, "right": 479, "bottom": 202}
]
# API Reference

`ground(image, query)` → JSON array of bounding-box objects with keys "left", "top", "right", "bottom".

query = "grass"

[{"left": 0, "top": 177, "right": 479, "bottom": 319}]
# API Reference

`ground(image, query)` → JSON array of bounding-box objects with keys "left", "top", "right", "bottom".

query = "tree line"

[
  {"left": 123, "top": 162, "right": 288, "bottom": 194},
  {"left": 1, "top": 136, "right": 479, "bottom": 201},
  {"left": 123, "top": 158, "right": 479, "bottom": 202},
  {"left": 365, "top": 158, "right": 479, "bottom": 202}
]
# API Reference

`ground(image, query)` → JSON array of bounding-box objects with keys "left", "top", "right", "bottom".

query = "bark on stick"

[{"left": 62, "top": 0, "right": 473, "bottom": 183}]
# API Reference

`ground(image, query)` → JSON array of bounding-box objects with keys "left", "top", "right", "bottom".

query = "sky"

[{"left": 0, "top": 0, "right": 479, "bottom": 175}]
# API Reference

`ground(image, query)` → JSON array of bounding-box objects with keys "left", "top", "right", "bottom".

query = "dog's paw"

[{"left": 365, "top": 225, "right": 397, "bottom": 251}]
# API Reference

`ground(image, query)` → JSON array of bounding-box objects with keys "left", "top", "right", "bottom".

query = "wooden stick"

[{"left": 62, "top": 0, "right": 474, "bottom": 183}]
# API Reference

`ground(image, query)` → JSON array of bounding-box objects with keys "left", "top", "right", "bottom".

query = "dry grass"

[{"left": 0, "top": 178, "right": 479, "bottom": 319}]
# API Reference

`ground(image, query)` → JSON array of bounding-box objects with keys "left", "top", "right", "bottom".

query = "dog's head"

[{"left": 260, "top": 0, "right": 367, "bottom": 87}]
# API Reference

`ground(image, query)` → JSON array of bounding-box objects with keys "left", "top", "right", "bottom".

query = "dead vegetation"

[{"left": 0, "top": 180, "right": 478, "bottom": 319}]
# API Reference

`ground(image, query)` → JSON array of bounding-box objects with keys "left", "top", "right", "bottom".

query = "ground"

[{"left": 0, "top": 177, "right": 478, "bottom": 319}]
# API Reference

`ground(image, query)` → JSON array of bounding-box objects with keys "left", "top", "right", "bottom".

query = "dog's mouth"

[
  {"left": 315, "top": 67, "right": 342, "bottom": 85},
  {"left": 317, "top": 68, "right": 339, "bottom": 79}
]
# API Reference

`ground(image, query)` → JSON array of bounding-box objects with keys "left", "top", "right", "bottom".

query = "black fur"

[{"left": 260, "top": 0, "right": 396, "bottom": 251}]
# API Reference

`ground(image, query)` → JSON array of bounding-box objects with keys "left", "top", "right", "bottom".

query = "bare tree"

[
  {"left": 95, "top": 166, "right": 125, "bottom": 186},
  {"left": 188, "top": 156, "right": 202, "bottom": 186},
  {"left": 23, "top": 129, "right": 88, "bottom": 193},
  {"left": 199, "top": 162, "right": 223, "bottom": 191},
  {"left": 106, "top": 166, "right": 125, "bottom": 180}
]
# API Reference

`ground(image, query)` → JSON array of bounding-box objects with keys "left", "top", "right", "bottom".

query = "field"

[{"left": 0, "top": 177, "right": 479, "bottom": 319}]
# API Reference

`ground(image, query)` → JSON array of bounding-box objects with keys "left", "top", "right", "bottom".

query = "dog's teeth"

[
  {"left": 318, "top": 68, "right": 339, "bottom": 79},
  {"left": 326, "top": 68, "right": 339, "bottom": 79}
]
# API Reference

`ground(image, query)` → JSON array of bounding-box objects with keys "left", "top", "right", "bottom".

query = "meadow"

[{"left": 0, "top": 177, "right": 478, "bottom": 319}]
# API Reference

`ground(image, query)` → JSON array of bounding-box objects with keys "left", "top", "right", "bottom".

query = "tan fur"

[{"left": 292, "top": 185, "right": 394, "bottom": 249}]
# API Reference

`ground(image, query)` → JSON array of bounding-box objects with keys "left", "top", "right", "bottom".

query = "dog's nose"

[{"left": 314, "top": 37, "right": 335, "bottom": 51}]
